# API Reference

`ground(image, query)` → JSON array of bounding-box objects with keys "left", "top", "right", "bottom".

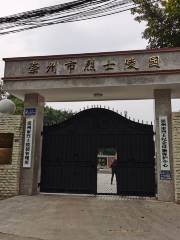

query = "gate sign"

[
  {"left": 159, "top": 116, "right": 171, "bottom": 179},
  {"left": 24, "top": 107, "right": 36, "bottom": 116},
  {"left": 23, "top": 118, "right": 34, "bottom": 168}
]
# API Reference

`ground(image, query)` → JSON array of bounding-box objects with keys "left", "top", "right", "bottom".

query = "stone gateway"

[{"left": 2, "top": 48, "right": 180, "bottom": 203}]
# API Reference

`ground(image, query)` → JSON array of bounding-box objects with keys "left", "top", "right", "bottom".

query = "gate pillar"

[
  {"left": 20, "top": 93, "right": 44, "bottom": 195},
  {"left": 154, "top": 89, "right": 175, "bottom": 202}
]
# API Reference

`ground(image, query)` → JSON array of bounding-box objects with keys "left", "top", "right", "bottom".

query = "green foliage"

[
  {"left": 99, "top": 148, "right": 117, "bottom": 155},
  {"left": 97, "top": 158, "right": 107, "bottom": 167},
  {"left": 8, "top": 95, "right": 24, "bottom": 115},
  {"left": 0, "top": 81, "right": 6, "bottom": 100},
  {"left": 165, "top": 0, "right": 180, "bottom": 12},
  {"left": 44, "top": 106, "right": 75, "bottom": 125},
  {"left": 131, "top": 0, "right": 180, "bottom": 48},
  {"left": 7, "top": 95, "right": 74, "bottom": 124}
]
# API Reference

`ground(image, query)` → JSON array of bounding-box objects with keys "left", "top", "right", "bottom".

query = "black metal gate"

[{"left": 40, "top": 108, "right": 155, "bottom": 196}]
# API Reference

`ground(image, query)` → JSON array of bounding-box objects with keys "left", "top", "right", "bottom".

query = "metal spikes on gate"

[
  {"left": 0, "top": 0, "right": 159, "bottom": 35},
  {"left": 79, "top": 105, "right": 152, "bottom": 125}
]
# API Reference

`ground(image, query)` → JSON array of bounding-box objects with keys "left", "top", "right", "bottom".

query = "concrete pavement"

[
  {"left": 0, "top": 195, "right": 180, "bottom": 240},
  {"left": 97, "top": 172, "right": 117, "bottom": 194}
]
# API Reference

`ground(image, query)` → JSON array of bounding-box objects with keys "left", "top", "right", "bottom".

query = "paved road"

[
  {"left": 97, "top": 172, "right": 117, "bottom": 194},
  {"left": 0, "top": 195, "right": 180, "bottom": 240}
]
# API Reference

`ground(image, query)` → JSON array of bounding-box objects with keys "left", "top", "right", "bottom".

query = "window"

[{"left": 0, "top": 133, "right": 14, "bottom": 164}]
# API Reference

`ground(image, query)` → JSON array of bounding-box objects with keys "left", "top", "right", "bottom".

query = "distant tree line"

[
  {"left": 6, "top": 95, "right": 75, "bottom": 125},
  {"left": 44, "top": 106, "right": 75, "bottom": 125}
]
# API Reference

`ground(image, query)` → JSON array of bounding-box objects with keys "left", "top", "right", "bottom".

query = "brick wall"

[
  {"left": 172, "top": 112, "right": 180, "bottom": 203},
  {"left": 0, "top": 115, "right": 23, "bottom": 198}
]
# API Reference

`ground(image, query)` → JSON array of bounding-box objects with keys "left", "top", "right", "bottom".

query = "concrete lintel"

[{"left": 4, "top": 74, "right": 180, "bottom": 102}]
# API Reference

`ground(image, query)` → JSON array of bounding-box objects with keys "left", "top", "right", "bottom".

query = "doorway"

[{"left": 97, "top": 148, "right": 117, "bottom": 195}]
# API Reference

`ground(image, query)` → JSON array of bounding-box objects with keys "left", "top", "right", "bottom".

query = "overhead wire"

[
  {"left": 0, "top": 0, "right": 160, "bottom": 35},
  {"left": 0, "top": 0, "right": 134, "bottom": 35},
  {"left": 25, "top": 1, "right": 134, "bottom": 26}
]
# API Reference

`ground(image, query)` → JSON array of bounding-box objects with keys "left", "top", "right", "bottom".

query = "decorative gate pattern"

[{"left": 41, "top": 108, "right": 155, "bottom": 196}]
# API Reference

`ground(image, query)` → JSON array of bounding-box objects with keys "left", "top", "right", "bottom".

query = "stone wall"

[
  {"left": 0, "top": 115, "right": 23, "bottom": 198},
  {"left": 172, "top": 112, "right": 180, "bottom": 203}
]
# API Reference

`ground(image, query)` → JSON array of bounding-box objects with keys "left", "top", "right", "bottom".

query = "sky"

[{"left": 0, "top": 0, "right": 179, "bottom": 123}]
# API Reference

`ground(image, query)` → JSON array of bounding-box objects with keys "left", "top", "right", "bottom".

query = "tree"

[
  {"left": 44, "top": 106, "right": 75, "bottom": 125},
  {"left": 7, "top": 93, "right": 75, "bottom": 124},
  {"left": 8, "top": 95, "right": 24, "bottom": 115},
  {"left": 131, "top": 0, "right": 180, "bottom": 48},
  {"left": 0, "top": 81, "right": 6, "bottom": 100},
  {"left": 1, "top": 79, "right": 74, "bottom": 122}
]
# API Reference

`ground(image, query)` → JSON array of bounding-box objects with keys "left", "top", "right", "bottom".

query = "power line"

[{"left": 0, "top": 0, "right": 159, "bottom": 35}]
